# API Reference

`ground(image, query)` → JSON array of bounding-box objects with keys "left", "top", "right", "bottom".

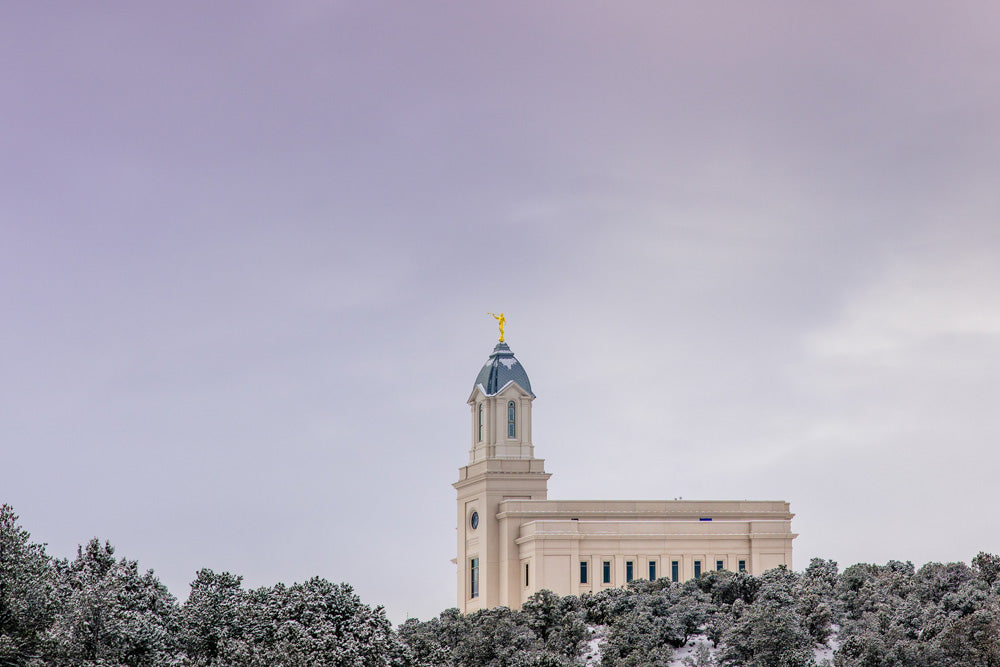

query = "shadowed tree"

[
  {"left": 0, "top": 505, "right": 58, "bottom": 667},
  {"left": 939, "top": 609, "right": 1000, "bottom": 667},
  {"left": 972, "top": 552, "right": 1000, "bottom": 587}
]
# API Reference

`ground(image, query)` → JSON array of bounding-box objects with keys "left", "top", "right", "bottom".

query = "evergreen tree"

[
  {"left": 0, "top": 505, "right": 58, "bottom": 667},
  {"left": 938, "top": 608, "right": 1000, "bottom": 666},
  {"left": 718, "top": 568, "right": 814, "bottom": 667},
  {"left": 520, "top": 591, "right": 586, "bottom": 659},
  {"left": 450, "top": 606, "right": 534, "bottom": 667},
  {"left": 600, "top": 607, "right": 676, "bottom": 666},
  {"left": 397, "top": 616, "right": 454, "bottom": 667},
  {"left": 972, "top": 552, "right": 1000, "bottom": 587},
  {"left": 47, "top": 538, "right": 179, "bottom": 666},
  {"left": 178, "top": 569, "right": 245, "bottom": 666},
  {"left": 238, "top": 577, "right": 406, "bottom": 667}
]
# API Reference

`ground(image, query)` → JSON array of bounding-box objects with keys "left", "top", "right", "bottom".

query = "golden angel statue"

[{"left": 488, "top": 312, "right": 506, "bottom": 342}]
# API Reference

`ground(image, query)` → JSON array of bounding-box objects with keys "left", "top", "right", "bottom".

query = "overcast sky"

[{"left": 2, "top": 2, "right": 999, "bottom": 624}]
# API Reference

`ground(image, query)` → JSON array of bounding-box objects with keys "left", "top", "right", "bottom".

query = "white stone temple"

[{"left": 454, "top": 336, "right": 797, "bottom": 612}]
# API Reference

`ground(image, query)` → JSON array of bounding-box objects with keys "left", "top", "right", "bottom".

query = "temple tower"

[{"left": 454, "top": 340, "right": 549, "bottom": 611}]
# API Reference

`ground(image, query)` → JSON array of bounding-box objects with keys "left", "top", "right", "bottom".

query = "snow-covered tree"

[
  {"left": 972, "top": 552, "right": 1000, "bottom": 587},
  {"left": 718, "top": 568, "right": 814, "bottom": 667},
  {"left": 797, "top": 559, "right": 839, "bottom": 644},
  {"left": 520, "top": 591, "right": 586, "bottom": 659},
  {"left": 448, "top": 606, "right": 535, "bottom": 667},
  {"left": 47, "top": 538, "right": 179, "bottom": 666},
  {"left": 0, "top": 505, "right": 58, "bottom": 666},
  {"left": 938, "top": 608, "right": 1000, "bottom": 666},
  {"left": 237, "top": 577, "right": 406, "bottom": 667},
  {"left": 600, "top": 607, "right": 676, "bottom": 666},
  {"left": 178, "top": 568, "right": 245, "bottom": 665},
  {"left": 397, "top": 615, "right": 455, "bottom": 667}
]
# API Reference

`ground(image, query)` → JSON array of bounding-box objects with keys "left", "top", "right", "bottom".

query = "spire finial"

[{"left": 488, "top": 312, "right": 506, "bottom": 342}]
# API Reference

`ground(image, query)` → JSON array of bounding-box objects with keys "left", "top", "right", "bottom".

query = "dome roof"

[{"left": 474, "top": 342, "right": 534, "bottom": 397}]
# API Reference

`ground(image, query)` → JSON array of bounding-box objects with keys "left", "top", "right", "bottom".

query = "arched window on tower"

[
  {"left": 478, "top": 403, "right": 484, "bottom": 442},
  {"left": 507, "top": 401, "right": 516, "bottom": 438}
]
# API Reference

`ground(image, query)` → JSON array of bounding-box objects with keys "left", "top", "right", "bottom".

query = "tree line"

[{"left": 3, "top": 504, "right": 999, "bottom": 666}]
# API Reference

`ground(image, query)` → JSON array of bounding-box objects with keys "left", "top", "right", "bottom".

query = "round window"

[{"left": 470, "top": 511, "right": 480, "bottom": 530}]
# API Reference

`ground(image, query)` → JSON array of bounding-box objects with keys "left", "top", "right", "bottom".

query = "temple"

[{"left": 454, "top": 336, "right": 797, "bottom": 611}]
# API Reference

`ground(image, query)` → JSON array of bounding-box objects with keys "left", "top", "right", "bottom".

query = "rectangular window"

[
  {"left": 626, "top": 561, "right": 634, "bottom": 582},
  {"left": 603, "top": 561, "right": 611, "bottom": 584},
  {"left": 738, "top": 560, "right": 746, "bottom": 573},
  {"left": 694, "top": 560, "right": 702, "bottom": 578},
  {"left": 507, "top": 401, "right": 516, "bottom": 438},
  {"left": 671, "top": 560, "right": 679, "bottom": 583},
  {"left": 525, "top": 563, "right": 529, "bottom": 587},
  {"left": 717, "top": 560, "right": 724, "bottom": 571},
  {"left": 648, "top": 560, "right": 656, "bottom": 581},
  {"left": 471, "top": 558, "right": 480, "bottom": 598},
  {"left": 580, "top": 561, "right": 588, "bottom": 584}
]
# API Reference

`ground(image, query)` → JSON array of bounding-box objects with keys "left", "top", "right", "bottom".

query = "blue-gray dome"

[{"left": 474, "top": 342, "right": 534, "bottom": 397}]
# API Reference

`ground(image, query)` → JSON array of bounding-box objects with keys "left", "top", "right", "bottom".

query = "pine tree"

[
  {"left": 0, "top": 505, "right": 58, "bottom": 667},
  {"left": 179, "top": 568, "right": 246, "bottom": 665},
  {"left": 47, "top": 538, "right": 179, "bottom": 666}
]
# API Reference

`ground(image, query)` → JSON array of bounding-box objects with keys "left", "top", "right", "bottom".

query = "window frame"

[
  {"left": 507, "top": 401, "right": 516, "bottom": 438},
  {"left": 478, "top": 403, "right": 484, "bottom": 442}
]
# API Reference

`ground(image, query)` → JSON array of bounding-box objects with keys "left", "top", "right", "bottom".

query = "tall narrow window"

[
  {"left": 671, "top": 560, "right": 679, "bottom": 583},
  {"left": 626, "top": 561, "right": 634, "bottom": 582},
  {"left": 648, "top": 560, "right": 656, "bottom": 581},
  {"left": 525, "top": 563, "right": 530, "bottom": 587},
  {"left": 478, "top": 403, "right": 484, "bottom": 442},
  {"left": 694, "top": 560, "right": 702, "bottom": 579},
  {"left": 738, "top": 560, "right": 746, "bottom": 573},
  {"left": 470, "top": 558, "right": 479, "bottom": 598},
  {"left": 603, "top": 561, "right": 611, "bottom": 584},
  {"left": 507, "top": 401, "right": 516, "bottom": 438},
  {"left": 580, "top": 561, "right": 588, "bottom": 584},
  {"left": 717, "top": 560, "right": 724, "bottom": 571}
]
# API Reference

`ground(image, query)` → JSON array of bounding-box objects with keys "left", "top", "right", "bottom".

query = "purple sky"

[{"left": 2, "top": 2, "right": 999, "bottom": 623}]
